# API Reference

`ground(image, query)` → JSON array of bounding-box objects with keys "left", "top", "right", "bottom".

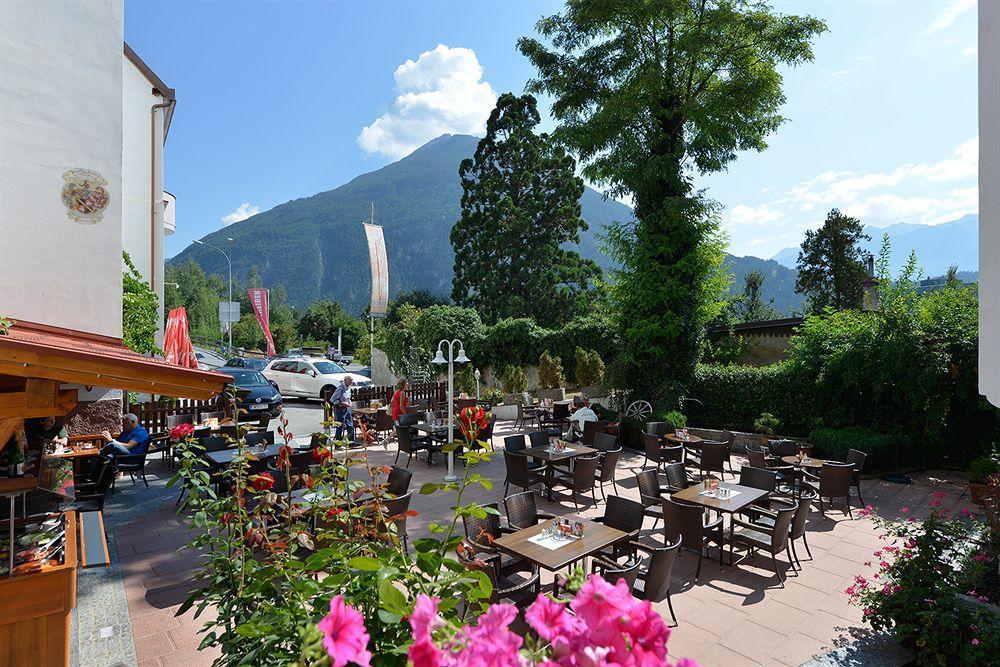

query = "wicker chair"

[
  {"left": 738, "top": 466, "right": 776, "bottom": 511},
  {"left": 645, "top": 422, "right": 671, "bottom": 437},
  {"left": 591, "top": 556, "right": 641, "bottom": 589},
  {"left": 591, "top": 431, "right": 617, "bottom": 452},
  {"left": 527, "top": 430, "right": 551, "bottom": 450},
  {"left": 729, "top": 500, "right": 798, "bottom": 587},
  {"left": 635, "top": 469, "right": 665, "bottom": 528},
  {"left": 804, "top": 462, "right": 856, "bottom": 518},
  {"left": 581, "top": 421, "right": 606, "bottom": 447},
  {"left": 596, "top": 447, "right": 622, "bottom": 500},
  {"left": 462, "top": 502, "right": 534, "bottom": 578},
  {"left": 383, "top": 491, "right": 413, "bottom": 552},
  {"left": 593, "top": 496, "right": 644, "bottom": 560},
  {"left": 693, "top": 441, "right": 728, "bottom": 481},
  {"left": 753, "top": 488, "right": 818, "bottom": 570},
  {"left": 460, "top": 544, "right": 540, "bottom": 607},
  {"left": 394, "top": 425, "right": 434, "bottom": 469},
  {"left": 503, "top": 450, "right": 546, "bottom": 497},
  {"left": 552, "top": 454, "right": 600, "bottom": 508},
  {"left": 768, "top": 439, "right": 798, "bottom": 459},
  {"left": 661, "top": 444, "right": 685, "bottom": 464},
  {"left": 503, "top": 491, "right": 555, "bottom": 530},
  {"left": 663, "top": 462, "right": 690, "bottom": 493},
  {"left": 720, "top": 430, "right": 736, "bottom": 474},
  {"left": 385, "top": 465, "right": 413, "bottom": 497},
  {"left": 661, "top": 497, "right": 724, "bottom": 582},
  {"left": 504, "top": 435, "right": 543, "bottom": 470},
  {"left": 373, "top": 410, "right": 395, "bottom": 447},
  {"left": 845, "top": 448, "right": 867, "bottom": 505},
  {"left": 642, "top": 433, "right": 666, "bottom": 473},
  {"left": 632, "top": 537, "right": 682, "bottom": 626}
]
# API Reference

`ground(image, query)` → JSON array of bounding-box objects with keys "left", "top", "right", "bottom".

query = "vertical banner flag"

[
  {"left": 248, "top": 288, "right": 276, "bottom": 357},
  {"left": 363, "top": 222, "right": 389, "bottom": 317},
  {"left": 163, "top": 307, "right": 198, "bottom": 368}
]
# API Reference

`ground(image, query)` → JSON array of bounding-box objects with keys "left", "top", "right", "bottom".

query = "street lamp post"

[
  {"left": 432, "top": 339, "right": 469, "bottom": 482},
  {"left": 194, "top": 237, "right": 234, "bottom": 351}
]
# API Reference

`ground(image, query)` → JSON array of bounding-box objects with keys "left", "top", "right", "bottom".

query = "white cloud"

[
  {"left": 357, "top": 45, "right": 497, "bottom": 159},
  {"left": 927, "top": 0, "right": 975, "bottom": 34},
  {"left": 727, "top": 203, "right": 783, "bottom": 227},
  {"left": 221, "top": 203, "right": 259, "bottom": 225}
]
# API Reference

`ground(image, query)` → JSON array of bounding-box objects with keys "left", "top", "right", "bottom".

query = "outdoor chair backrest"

[
  {"left": 698, "top": 442, "right": 727, "bottom": 474},
  {"left": 661, "top": 444, "right": 685, "bottom": 463},
  {"left": 789, "top": 488, "right": 816, "bottom": 540},
  {"left": 661, "top": 498, "right": 706, "bottom": 549},
  {"left": 746, "top": 448, "right": 769, "bottom": 469},
  {"left": 245, "top": 431, "right": 266, "bottom": 448},
  {"left": 570, "top": 455, "right": 600, "bottom": 492},
  {"left": 634, "top": 469, "right": 661, "bottom": 508},
  {"left": 552, "top": 402, "right": 570, "bottom": 421},
  {"left": 463, "top": 501, "right": 502, "bottom": 547},
  {"left": 819, "top": 462, "right": 855, "bottom": 498},
  {"left": 383, "top": 491, "right": 412, "bottom": 545},
  {"left": 255, "top": 414, "right": 271, "bottom": 430},
  {"left": 769, "top": 501, "right": 799, "bottom": 552},
  {"left": 386, "top": 466, "right": 413, "bottom": 497},
  {"left": 598, "top": 447, "right": 621, "bottom": 482},
  {"left": 582, "top": 421, "right": 608, "bottom": 448},
  {"left": 398, "top": 413, "right": 421, "bottom": 428},
  {"left": 521, "top": 392, "right": 535, "bottom": 407},
  {"left": 166, "top": 414, "right": 196, "bottom": 428},
  {"left": 455, "top": 398, "right": 478, "bottom": 412},
  {"left": 721, "top": 430, "right": 735, "bottom": 446},
  {"left": 642, "top": 433, "right": 662, "bottom": 464},
  {"left": 503, "top": 434, "right": 527, "bottom": 454},
  {"left": 219, "top": 424, "right": 239, "bottom": 441},
  {"left": 504, "top": 450, "right": 534, "bottom": 489},
  {"left": 846, "top": 448, "right": 867, "bottom": 479},
  {"left": 602, "top": 495, "right": 644, "bottom": 535},
  {"left": 739, "top": 466, "right": 777, "bottom": 493},
  {"left": 395, "top": 425, "right": 416, "bottom": 454},
  {"left": 768, "top": 439, "right": 798, "bottom": 458},
  {"left": 480, "top": 414, "right": 497, "bottom": 441},
  {"left": 504, "top": 491, "right": 541, "bottom": 530},
  {"left": 596, "top": 558, "right": 640, "bottom": 590},
  {"left": 645, "top": 422, "right": 671, "bottom": 437},
  {"left": 663, "top": 462, "right": 689, "bottom": 492},
  {"left": 201, "top": 436, "right": 228, "bottom": 452},
  {"left": 288, "top": 451, "right": 311, "bottom": 477},
  {"left": 375, "top": 410, "right": 394, "bottom": 432},
  {"left": 636, "top": 536, "right": 681, "bottom": 602},
  {"left": 592, "top": 431, "right": 616, "bottom": 452},
  {"left": 528, "top": 431, "right": 550, "bottom": 450}
]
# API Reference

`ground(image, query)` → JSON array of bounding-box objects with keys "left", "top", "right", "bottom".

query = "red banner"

[
  {"left": 163, "top": 307, "right": 198, "bottom": 368},
  {"left": 248, "top": 288, "right": 276, "bottom": 357}
]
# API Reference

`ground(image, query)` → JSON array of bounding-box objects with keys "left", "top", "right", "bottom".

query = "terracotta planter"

[{"left": 969, "top": 482, "right": 989, "bottom": 507}]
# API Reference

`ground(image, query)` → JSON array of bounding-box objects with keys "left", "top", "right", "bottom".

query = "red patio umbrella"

[{"left": 163, "top": 307, "right": 198, "bottom": 368}]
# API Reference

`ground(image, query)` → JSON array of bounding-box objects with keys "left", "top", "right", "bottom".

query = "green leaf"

[
  {"left": 378, "top": 577, "right": 407, "bottom": 613},
  {"left": 348, "top": 556, "right": 382, "bottom": 571}
]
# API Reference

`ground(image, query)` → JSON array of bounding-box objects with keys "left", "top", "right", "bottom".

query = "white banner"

[{"left": 363, "top": 222, "right": 389, "bottom": 317}]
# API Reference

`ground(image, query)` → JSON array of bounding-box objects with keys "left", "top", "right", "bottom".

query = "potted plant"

[
  {"left": 968, "top": 450, "right": 1000, "bottom": 506},
  {"left": 4, "top": 444, "right": 24, "bottom": 477},
  {"left": 662, "top": 410, "right": 687, "bottom": 434},
  {"left": 537, "top": 352, "right": 566, "bottom": 401},
  {"left": 754, "top": 412, "right": 781, "bottom": 444}
]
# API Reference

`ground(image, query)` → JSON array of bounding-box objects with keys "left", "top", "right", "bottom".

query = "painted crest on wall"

[{"left": 61, "top": 168, "right": 110, "bottom": 224}]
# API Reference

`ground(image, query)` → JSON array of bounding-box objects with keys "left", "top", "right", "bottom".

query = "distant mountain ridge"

[{"left": 771, "top": 214, "right": 978, "bottom": 276}]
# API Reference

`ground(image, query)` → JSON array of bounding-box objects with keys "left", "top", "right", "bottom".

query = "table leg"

[{"left": 8, "top": 496, "right": 14, "bottom": 578}]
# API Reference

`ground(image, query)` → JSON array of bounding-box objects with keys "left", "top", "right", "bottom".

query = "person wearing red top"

[{"left": 390, "top": 379, "right": 410, "bottom": 421}]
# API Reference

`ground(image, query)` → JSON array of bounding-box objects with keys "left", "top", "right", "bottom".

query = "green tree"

[
  {"left": 385, "top": 289, "right": 450, "bottom": 324},
  {"left": 451, "top": 93, "right": 601, "bottom": 327},
  {"left": 735, "top": 270, "right": 780, "bottom": 322},
  {"left": 519, "top": 0, "right": 825, "bottom": 405},
  {"left": 122, "top": 252, "right": 160, "bottom": 355},
  {"left": 795, "top": 209, "right": 870, "bottom": 312},
  {"left": 297, "top": 300, "right": 366, "bottom": 352}
]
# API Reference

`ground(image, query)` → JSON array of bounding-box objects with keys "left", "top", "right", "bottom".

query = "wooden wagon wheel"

[{"left": 624, "top": 400, "right": 652, "bottom": 421}]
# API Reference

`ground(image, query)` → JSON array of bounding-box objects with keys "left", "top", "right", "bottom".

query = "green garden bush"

[
  {"left": 808, "top": 427, "right": 908, "bottom": 472},
  {"left": 500, "top": 364, "right": 527, "bottom": 394},
  {"left": 538, "top": 351, "right": 565, "bottom": 389}
]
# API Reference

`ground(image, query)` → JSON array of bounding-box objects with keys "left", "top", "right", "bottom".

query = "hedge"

[
  {"left": 685, "top": 362, "right": 815, "bottom": 436},
  {"left": 808, "top": 427, "right": 908, "bottom": 472}
]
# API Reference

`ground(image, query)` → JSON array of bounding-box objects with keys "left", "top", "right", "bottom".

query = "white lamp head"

[
  {"left": 432, "top": 350, "right": 447, "bottom": 365},
  {"left": 455, "top": 348, "right": 470, "bottom": 364}
]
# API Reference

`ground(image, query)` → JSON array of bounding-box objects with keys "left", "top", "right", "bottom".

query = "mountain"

[
  {"left": 169, "top": 134, "right": 633, "bottom": 312},
  {"left": 770, "top": 214, "right": 979, "bottom": 276},
  {"left": 725, "top": 254, "right": 803, "bottom": 315}
]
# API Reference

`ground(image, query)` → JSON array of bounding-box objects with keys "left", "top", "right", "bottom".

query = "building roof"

[
  {"left": 0, "top": 320, "right": 228, "bottom": 400},
  {"left": 707, "top": 316, "right": 805, "bottom": 337},
  {"left": 123, "top": 42, "right": 176, "bottom": 138}
]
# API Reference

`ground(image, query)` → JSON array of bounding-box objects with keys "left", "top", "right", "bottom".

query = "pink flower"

[
  {"left": 318, "top": 596, "right": 371, "bottom": 667},
  {"left": 900, "top": 506, "right": 909, "bottom": 514},
  {"left": 933, "top": 492, "right": 947, "bottom": 500},
  {"left": 409, "top": 594, "right": 444, "bottom": 640},
  {"left": 526, "top": 594, "right": 582, "bottom": 641},
  {"left": 408, "top": 636, "right": 443, "bottom": 667},
  {"left": 974, "top": 554, "right": 989, "bottom": 563},
  {"left": 972, "top": 638, "right": 980, "bottom": 646}
]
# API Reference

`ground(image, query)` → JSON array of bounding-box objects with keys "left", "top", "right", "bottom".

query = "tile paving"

[{"left": 90, "top": 402, "right": 979, "bottom": 666}]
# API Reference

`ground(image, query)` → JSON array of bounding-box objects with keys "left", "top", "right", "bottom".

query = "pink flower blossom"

[
  {"left": 900, "top": 506, "right": 909, "bottom": 514},
  {"left": 933, "top": 492, "right": 947, "bottom": 500},
  {"left": 526, "top": 595, "right": 582, "bottom": 641},
  {"left": 409, "top": 594, "right": 444, "bottom": 640},
  {"left": 318, "top": 596, "right": 371, "bottom": 667},
  {"left": 972, "top": 638, "right": 980, "bottom": 646},
  {"left": 973, "top": 554, "right": 989, "bottom": 563}
]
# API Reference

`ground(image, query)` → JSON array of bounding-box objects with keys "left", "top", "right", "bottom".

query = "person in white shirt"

[{"left": 563, "top": 395, "right": 598, "bottom": 442}]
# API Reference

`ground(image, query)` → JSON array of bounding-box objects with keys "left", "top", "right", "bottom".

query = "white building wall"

[
  {"left": 122, "top": 57, "right": 167, "bottom": 343},
  {"left": 0, "top": 0, "right": 125, "bottom": 338},
  {"left": 981, "top": 2, "right": 1000, "bottom": 407}
]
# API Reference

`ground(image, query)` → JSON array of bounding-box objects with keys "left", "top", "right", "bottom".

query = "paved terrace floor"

[{"left": 74, "top": 401, "right": 978, "bottom": 667}]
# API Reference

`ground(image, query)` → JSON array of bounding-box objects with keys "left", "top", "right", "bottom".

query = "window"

[{"left": 313, "top": 361, "right": 346, "bottom": 375}]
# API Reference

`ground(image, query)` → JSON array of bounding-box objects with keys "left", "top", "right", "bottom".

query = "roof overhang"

[
  {"left": 0, "top": 321, "right": 228, "bottom": 400},
  {"left": 123, "top": 42, "right": 176, "bottom": 139}
]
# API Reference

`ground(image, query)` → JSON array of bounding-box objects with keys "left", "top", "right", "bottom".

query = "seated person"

[
  {"left": 26, "top": 416, "right": 68, "bottom": 449},
  {"left": 100, "top": 413, "right": 151, "bottom": 459},
  {"left": 563, "top": 395, "right": 598, "bottom": 442}
]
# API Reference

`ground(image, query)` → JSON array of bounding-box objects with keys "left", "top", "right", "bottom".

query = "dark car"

[
  {"left": 220, "top": 368, "right": 283, "bottom": 418},
  {"left": 224, "top": 357, "right": 269, "bottom": 371}
]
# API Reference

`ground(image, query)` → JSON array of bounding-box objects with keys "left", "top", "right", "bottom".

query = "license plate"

[{"left": 248, "top": 404, "right": 268, "bottom": 411}]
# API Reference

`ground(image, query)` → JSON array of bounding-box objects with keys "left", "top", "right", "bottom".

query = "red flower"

[
  {"left": 251, "top": 472, "right": 275, "bottom": 492},
  {"left": 219, "top": 512, "right": 234, "bottom": 525},
  {"left": 275, "top": 445, "right": 293, "bottom": 471},
  {"left": 170, "top": 422, "right": 195, "bottom": 442},
  {"left": 302, "top": 473, "right": 315, "bottom": 489},
  {"left": 458, "top": 406, "right": 490, "bottom": 442},
  {"left": 313, "top": 446, "right": 332, "bottom": 464}
]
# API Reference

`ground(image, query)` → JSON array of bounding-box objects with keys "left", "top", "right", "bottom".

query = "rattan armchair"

[
  {"left": 661, "top": 497, "right": 724, "bottom": 582},
  {"left": 632, "top": 537, "right": 682, "bottom": 626},
  {"left": 803, "top": 462, "right": 856, "bottom": 518},
  {"left": 596, "top": 446, "right": 622, "bottom": 500},
  {"left": 593, "top": 495, "right": 644, "bottom": 560},
  {"left": 729, "top": 500, "right": 798, "bottom": 587},
  {"left": 635, "top": 469, "right": 665, "bottom": 528},
  {"left": 503, "top": 490, "right": 556, "bottom": 530}
]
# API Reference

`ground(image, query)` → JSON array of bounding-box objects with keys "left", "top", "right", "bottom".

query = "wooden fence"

[
  {"left": 353, "top": 381, "right": 447, "bottom": 407},
  {"left": 128, "top": 396, "right": 225, "bottom": 435}
]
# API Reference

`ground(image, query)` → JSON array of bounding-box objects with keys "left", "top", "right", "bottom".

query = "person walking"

[
  {"left": 390, "top": 379, "right": 410, "bottom": 422},
  {"left": 329, "top": 376, "right": 356, "bottom": 442}
]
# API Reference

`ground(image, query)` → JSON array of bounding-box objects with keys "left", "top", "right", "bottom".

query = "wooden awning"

[{"left": 0, "top": 320, "right": 229, "bottom": 400}]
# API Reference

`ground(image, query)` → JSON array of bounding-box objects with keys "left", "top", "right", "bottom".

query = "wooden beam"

[
  {"left": 0, "top": 360, "right": 220, "bottom": 400},
  {"left": 0, "top": 417, "right": 22, "bottom": 454},
  {"left": 0, "top": 385, "right": 78, "bottom": 419}
]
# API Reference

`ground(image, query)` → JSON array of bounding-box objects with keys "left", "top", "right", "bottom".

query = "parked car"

[
  {"left": 224, "top": 356, "right": 269, "bottom": 371},
  {"left": 263, "top": 357, "right": 372, "bottom": 402},
  {"left": 219, "top": 368, "right": 283, "bottom": 418}
]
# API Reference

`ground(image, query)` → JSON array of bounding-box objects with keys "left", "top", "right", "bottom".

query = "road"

[{"left": 275, "top": 398, "right": 328, "bottom": 439}]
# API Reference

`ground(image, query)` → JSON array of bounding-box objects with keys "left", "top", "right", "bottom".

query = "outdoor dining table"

[
  {"left": 780, "top": 455, "right": 829, "bottom": 470},
  {"left": 671, "top": 481, "right": 770, "bottom": 515},
  {"left": 48, "top": 444, "right": 103, "bottom": 476},
  {"left": 522, "top": 444, "right": 598, "bottom": 500},
  {"left": 205, "top": 443, "right": 285, "bottom": 466},
  {"left": 493, "top": 514, "right": 629, "bottom": 572},
  {"left": 663, "top": 433, "right": 704, "bottom": 445}
]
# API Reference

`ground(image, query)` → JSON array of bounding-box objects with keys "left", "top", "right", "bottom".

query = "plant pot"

[
  {"left": 536, "top": 387, "right": 566, "bottom": 402},
  {"left": 968, "top": 482, "right": 989, "bottom": 507}
]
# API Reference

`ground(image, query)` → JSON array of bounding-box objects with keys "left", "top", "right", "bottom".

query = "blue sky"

[{"left": 125, "top": 0, "right": 978, "bottom": 261}]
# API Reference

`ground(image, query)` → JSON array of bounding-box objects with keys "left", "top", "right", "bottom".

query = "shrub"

[
  {"left": 660, "top": 410, "right": 686, "bottom": 430},
  {"left": 754, "top": 412, "right": 780, "bottom": 436},
  {"left": 968, "top": 452, "right": 1000, "bottom": 485},
  {"left": 538, "top": 351, "right": 565, "bottom": 389},
  {"left": 453, "top": 365, "right": 478, "bottom": 395},
  {"left": 573, "top": 347, "right": 606, "bottom": 388},
  {"left": 481, "top": 386, "right": 505, "bottom": 405},
  {"left": 808, "top": 427, "right": 908, "bottom": 472},
  {"left": 500, "top": 364, "right": 527, "bottom": 394}
]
